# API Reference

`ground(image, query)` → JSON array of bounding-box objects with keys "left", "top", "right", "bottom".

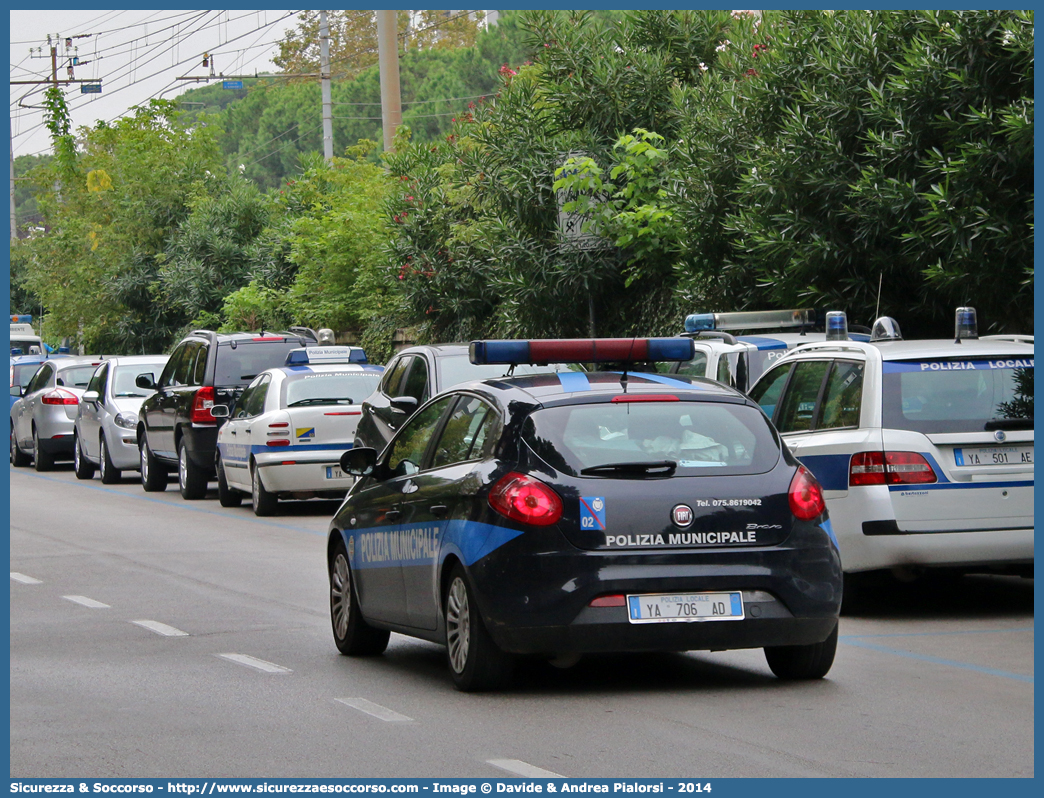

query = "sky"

[{"left": 10, "top": 10, "right": 300, "bottom": 158}]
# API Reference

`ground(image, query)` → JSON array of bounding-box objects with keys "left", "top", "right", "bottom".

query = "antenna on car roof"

[{"left": 619, "top": 337, "right": 639, "bottom": 393}]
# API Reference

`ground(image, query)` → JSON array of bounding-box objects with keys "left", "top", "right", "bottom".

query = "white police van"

[
  {"left": 10, "top": 315, "right": 45, "bottom": 356},
  {"left": 672, "top": 309, "right": 870, "bottom": 392},
  {"left": 212, "top": 346, "right": 384, "bottom": 516},
  {"left": 747, "top": 308, "right": 1033, "bottom": 578}
]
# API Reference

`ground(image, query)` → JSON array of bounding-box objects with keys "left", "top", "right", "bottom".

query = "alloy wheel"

[
  {"left": 331, "top": 554, "right": 351, "bottom": 641},
  {"left": 446, "top": 577, "right": 471, "bottom": 674}
]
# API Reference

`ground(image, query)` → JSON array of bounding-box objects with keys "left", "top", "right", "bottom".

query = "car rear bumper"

[
  {"left": 465, "top": 524, "right": 842, "bottom": 656},
  {"left": 37, "top": 432, "right": 75, "bottom": 455},
  {"left": 493, "top": 614, "right": 838, "bottom": 655},
  {"left": 851, "top": 524, "right": 1034, "bottom": 572},
  {"left": 256, "top": 451, "right": 355, "bottom": 495}
]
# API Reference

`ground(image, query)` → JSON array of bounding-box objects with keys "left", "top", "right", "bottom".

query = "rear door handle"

[
  {"left": 384, "top": 509, "right": 402, "bottom": 522},
  {"left": 430, "top": 505, "right": 448, "bottom": 518}
]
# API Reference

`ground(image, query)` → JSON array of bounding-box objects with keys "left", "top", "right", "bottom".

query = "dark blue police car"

[{"left": 328, "top": 338, "right": 842, "bottom": 691}]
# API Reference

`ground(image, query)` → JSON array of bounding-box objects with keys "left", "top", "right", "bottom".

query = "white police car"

[
  {"left": 673, "top": 309, "right": 871, "bottom": 392},
  {"left": 212, "top": 346, "right": 383, "bottom": 516},
  {"left": 747, "top": 308, "right": 1033, "bottom": 580}
]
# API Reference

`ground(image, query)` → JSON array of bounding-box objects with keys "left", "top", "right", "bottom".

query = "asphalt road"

[{"left": 9, "top": 464, "right": 1034, "bottom": 778}]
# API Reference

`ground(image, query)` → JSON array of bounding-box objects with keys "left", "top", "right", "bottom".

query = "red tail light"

[
  {"left": 488, "top": 472, "right": 563, "bottom": 527},
  {"left": 850, "top": 451, "right": 937, "bottom": 486},
  {"left": 266, "top": 440, "right": 290, "bottom": 447},
  {"left": 789, "top": 465, "right": 826, "bottom": 520},
  {"left": 269, "top": 422, "right": 289, "bottom": 428},
  {"left": 190, "top": 386, "right": 216, "bottom": 424},
  {"left": 589, "top": 594, "right": 626, "bottom": 608},
  {"left": 41, "top": 388, "right": 79, "bottom": 405}
]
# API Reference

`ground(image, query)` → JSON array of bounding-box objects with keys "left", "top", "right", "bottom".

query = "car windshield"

[
  {"left": 112, "top": 363, "right": 166, "bottom": 397},
  {"left": 57, "top": 365, "right": 99, "bottom": 389},
  {"left": 882, "top": 357, "right": 1034, "bottom": 433},
  {"left": 522, "top": 401, "right": 780, "bottom": 477},
  {"left": 437, "top": 355, "right": 579, "bottom": 390},
  {"left": 214, "top": 340, "right": 311, "bottom": 386},
  {"left": 11, "top": 362, "right": 42, "bottom": 388},
  {"left": 9, "top": 341, "right": 43, "bottom": 355},
  {"left": 283, "top": 371, "right": 382, "bottom": 407}
]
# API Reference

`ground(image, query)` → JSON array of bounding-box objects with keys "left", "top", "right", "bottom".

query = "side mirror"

[
  {"left": 210, "top": 405, "right": 229, "bottom": 419},
  {"left": 82, "top": 390, "right": 100, "bottom": 404},
  {"left": 389, "top": 395, "right": 419, "bottom": 415},
  {"left": 10, "top": 385, "right": 22, "bottom": 397},
  {"left": 135, "top": 373, "right": 157, "bottom": 390},
  {"left": 340, "top": 447, "right": 377, "bottom": 477}
]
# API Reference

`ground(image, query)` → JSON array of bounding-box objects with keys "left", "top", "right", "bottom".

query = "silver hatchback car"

[
  {"left": 73, "top": 355, "right": 169, "bottom": 483},
  {"left": 11, "top": 358, "right": 102, "bottom": 471}
]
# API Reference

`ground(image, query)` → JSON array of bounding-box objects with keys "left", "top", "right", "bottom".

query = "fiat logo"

[
  {"left": 995, "top": 430, "right": 1007, "bottom": 442},
  {"left": 672, "top": 504, "right": 694, "bottom": 527}
]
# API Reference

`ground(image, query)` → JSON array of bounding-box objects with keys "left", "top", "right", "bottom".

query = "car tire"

[
  {"left": 177, "top": 439, "right": 208, "bottom": 500},
  {"left": 444, "top": 563, "right": 514, "bottom": 692},
  {"left": 764, "top": 620, "right": 838, "bottom": 680},
  {"left": 11, "top": 425, "right": 31, "bottom": 467},
  {"left": 251, "top": 463, "right": 278, "bottom": 516},
  {"left": 329, "top": 537, "right": 389, "bottom": 656},
  {"left": 139, "top": 435, "right": 168, "bottom": 492},
  {"left": 216, "top": 455, "right": 242, "bottom": 507},
  {"left": 98, "top": 435, "right": 121, "bottom": 484},
  {"left": 73, "top": 434, "right": 96, "bottom": 479},
  {"left": 32, "top": 427, "right": 54, "bottom": 472}
]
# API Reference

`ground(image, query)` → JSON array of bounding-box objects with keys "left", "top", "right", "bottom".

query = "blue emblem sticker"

[
  {"left": 580, "top": 497, "right": 606, "bottom": 531},
  {"left": 296, "top": 427, "right": 315, "bottom": 439}
]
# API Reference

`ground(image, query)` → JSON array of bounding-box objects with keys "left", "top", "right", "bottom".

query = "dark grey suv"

[{"left": 136, "top": 329, "right": 317, "bottom": 499}]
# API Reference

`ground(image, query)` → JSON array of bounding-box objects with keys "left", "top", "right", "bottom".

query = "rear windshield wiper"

[
  {"left": 985, "top": 418, "right": 1033, "bottom": 431},
  {"left": 288, "top": 397, "right": 351, "bottom": 407},
  {"left": 580, "top": 460, "right": 677, "bottom": 477}
]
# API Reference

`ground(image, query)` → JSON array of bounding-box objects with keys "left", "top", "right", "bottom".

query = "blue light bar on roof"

[
  {"left": 684, "top": 308, "right": 814, "bottom": 333},
  {"left": 470, "top": 338, "right": 696, "bottom": 365},
  {"left": 284, "top": 346, "right": 368, "bottom": 366},
  {"left": 10, "top": 315, "right": 32, "bottom": 324}
]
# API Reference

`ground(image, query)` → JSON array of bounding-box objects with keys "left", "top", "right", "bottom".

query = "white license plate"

[
  {"left": 954, "top": 445, "right": 1033, "bottom": 467},
  {"left": 626, "top": 592, "right": 744, "bottom": 624},
  {"left": 325, "top": 466, "right": 347, "bottom": 480}
]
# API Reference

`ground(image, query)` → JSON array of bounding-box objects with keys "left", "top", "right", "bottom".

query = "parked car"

[
  {"left": 136, "top": 329, "right": 322, "bottom": 499},
  {"left": 213, "top": 346, "right": 382, "bottom": 515},
  {"left": 330, "top": 337, "right": 841, "bottom": 691},
  {"left": 746, "top": 308, "right": 1033, "bottom": 580},
  {"left": 354, "top": 343, "right": 577, "bottom": 453},
  {"left": 11, "top": 357, "right": 103, "bottom": 470},
  {"left": 73, "top": 355, "right": 169, "bottom": 483},
  {"left": 668, "top": 308, "right": 871, "bottom": 392},
  {"left": 10, "top": 354, "right": 72, "bottom": 413}
]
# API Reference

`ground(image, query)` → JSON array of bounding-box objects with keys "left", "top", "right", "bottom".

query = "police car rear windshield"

[
  {"left": 283, "top": 371, "right": 382, "bottom": 407},
  {"left": 437, "top": 355, "right": 578, "bottom": 389},
  {"left": 882, "top": 358, "right": 1034, "bottom": 434},
  {"left": 522, "top": 401, "right": 780, "bottom": 477}
]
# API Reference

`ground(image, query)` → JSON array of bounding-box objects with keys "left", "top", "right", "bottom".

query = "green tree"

[{"left": 21, "top": 98, "right": 224, "bottom": 352}]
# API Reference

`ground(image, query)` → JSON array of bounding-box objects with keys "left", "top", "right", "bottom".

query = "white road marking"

[
  {"left": 335, "top": 697, "right": 413, "bottom": 722},
  {"left": 131, "top": 619, "right": 189, "bottom": 637},
  {"left": 10, "top": 572, "right": 42, "bottom": 584},
  {"left": 62, "top": 595, "right": 110, "bottom": 609},
  {"left": 487, "top": 759, "right": 564, "bottom": 778},
  {"left": 217, "top": 653, "right": 292, "bottom": 674}
]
